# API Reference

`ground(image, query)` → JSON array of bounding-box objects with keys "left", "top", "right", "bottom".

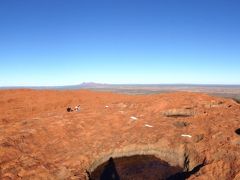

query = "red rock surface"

[{"left": 0, "top": 90, "right": 240, "bottom": 179}]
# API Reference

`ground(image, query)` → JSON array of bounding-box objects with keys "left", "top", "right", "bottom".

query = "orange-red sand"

[{"left": 0, "top": 90, "right": 240, "bottom": 179}]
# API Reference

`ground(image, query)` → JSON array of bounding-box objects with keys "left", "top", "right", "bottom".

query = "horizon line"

[{"left": 1, "top": 82, "right": 240, "bottom": 88}]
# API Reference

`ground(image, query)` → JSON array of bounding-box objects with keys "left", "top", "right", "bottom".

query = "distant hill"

[
  {"left": 1, "top": 83, "right": 240, "bottom": 101},
  {"left": 79, "top": 82, "right": 110, "bottom": 88}
]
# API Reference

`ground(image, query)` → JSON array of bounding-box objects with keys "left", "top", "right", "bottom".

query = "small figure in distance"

[
  {"left": 67, "top": 106, "right": 73, "bottom": 112},
  {"left": 75, "top": 105, "right": 81, "bottom": 112}
]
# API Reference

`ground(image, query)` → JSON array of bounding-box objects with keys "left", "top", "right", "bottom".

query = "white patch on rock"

[
  {"left": 145, "top": 124, "right": 153, "bottom": 128},
  {"left": 181, "top": 134, "right": 192, "bottom": 138},
  {"left": 130, "top": 116, "right": 138, "bottom": 120}
]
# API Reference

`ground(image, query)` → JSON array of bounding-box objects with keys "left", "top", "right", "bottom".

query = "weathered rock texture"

[{"left": 0, "top": 90, "right": 240, "bottom": 179}]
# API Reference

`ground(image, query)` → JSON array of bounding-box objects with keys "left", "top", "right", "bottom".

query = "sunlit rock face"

[{"left": 0, "top": 90, "right": 240, "bottom": 179}]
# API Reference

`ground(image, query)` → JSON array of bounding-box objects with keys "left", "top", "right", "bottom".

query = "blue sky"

[{"left": 0, "top": 0, "right": 240, "bottom": 86}]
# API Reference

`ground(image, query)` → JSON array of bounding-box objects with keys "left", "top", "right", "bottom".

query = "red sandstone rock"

[{"left": 0, "top": 90, "right": 240, "bottom": 179}]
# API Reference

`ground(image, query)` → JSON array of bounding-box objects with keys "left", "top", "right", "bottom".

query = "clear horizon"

[
  {"left": 2, "top": 82, "right": 240, "bottom": 88},
  {"left": 1, "top": 0, "right": 240, "bottom": 86}
]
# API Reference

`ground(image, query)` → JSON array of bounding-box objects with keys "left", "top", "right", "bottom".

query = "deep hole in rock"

[
  {"left": 166, "top": 114, "right": 192, "bottom": 118},
  {"left": 235, "top": 128, "right": 240, "bottom": 135},
  {"left": 233, "top": 98, "right": 240, "bottom": 104},
  {"left": 173, "top": 121, "right": 190, "bottom": 128},
  {"left": 163, "top": 109, "right": 194, "bottom": 118},
  {"left": 89, "top": 155, "right": 204, "bottom": 180}
]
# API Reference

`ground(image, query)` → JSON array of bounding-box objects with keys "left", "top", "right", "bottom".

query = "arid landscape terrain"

[
  {"left": 0, "top": 89, "right": 240, "bottom": 179},
  {"left": 2, "top": 0, "right": 240, "bottom": 179}
]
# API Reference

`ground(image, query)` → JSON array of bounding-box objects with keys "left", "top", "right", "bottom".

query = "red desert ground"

[{"left": 0, "top": 89, "right": 240, "bottom": 179}]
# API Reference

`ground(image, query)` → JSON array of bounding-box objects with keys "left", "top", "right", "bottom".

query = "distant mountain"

[{"left": 79, "top": 82, "right": 110, "bottom": 88}]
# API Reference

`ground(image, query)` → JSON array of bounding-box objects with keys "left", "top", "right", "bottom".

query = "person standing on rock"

[{"left": 75, "top": 105, "right": 81, "bottom": 112}]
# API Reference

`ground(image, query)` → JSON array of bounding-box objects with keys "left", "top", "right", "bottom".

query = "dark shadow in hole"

[
  {"left": 233, "top": 98, "right": 240, "bottom": 104},
  {"left": 90, "top": 157, "right": 120, "bottom": 180},
  {"left": 100, "top": 157, "right": 120, "bottom": 180},
  {"left": 90, "top": 155, "right": 185, "bottom": 180},
  {"left": 90, "top": 155, "right": 205, "bottom": 180},
  {"left": 86, "top": 170, "right": 92, "bottom": 180},
  {"left": 166, "top": 115, "right": 192, "bottom": 118},
  {"left": 166, "top": 161, "right": 205, "bottom": 180},
  {"left": 173, "top": 121, "right": 190, "bottom": 128},
  {"left": 235, "top": 128, "right": 240, "bottom": 135}
]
